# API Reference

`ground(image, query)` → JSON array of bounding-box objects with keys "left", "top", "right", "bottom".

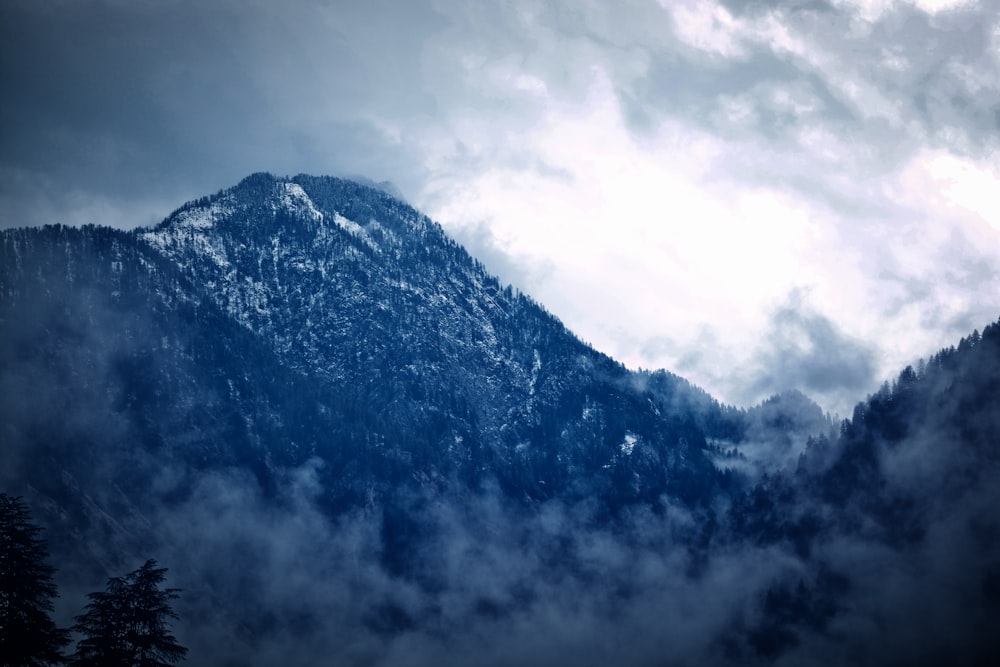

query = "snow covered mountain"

[{"left": 138, "top": 174, "right": 734, "bottom": 509}]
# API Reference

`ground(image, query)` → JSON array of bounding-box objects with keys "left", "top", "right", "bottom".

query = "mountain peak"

[{"left": 158, "top": 169, "right": 424, "bottom": 251}]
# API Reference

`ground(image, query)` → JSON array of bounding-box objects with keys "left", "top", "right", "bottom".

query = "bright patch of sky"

[
  {"left": 2, "top": 0, "right": 998, "bottom": 415},
  {"left": 415, "top": 0, "right": 1000, "bottom": 414}
]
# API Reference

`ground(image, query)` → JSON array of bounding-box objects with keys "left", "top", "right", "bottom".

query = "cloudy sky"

[{"left": 2, "top": 0, "right": 998, "bottom": 414}]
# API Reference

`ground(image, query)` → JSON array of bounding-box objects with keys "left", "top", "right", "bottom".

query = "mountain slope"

[
  {"left": 0, "top": 222, "right": 405, "bottom": 566},
  {"left": 132, "top": 172, "right": 733, "bottom": 505}
]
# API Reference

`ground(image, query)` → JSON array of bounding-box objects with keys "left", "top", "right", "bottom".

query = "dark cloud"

[
  {"left": 0, "top": 0, "right": 445, "bottom": 228},
  {"left": 3, "top": 0, "right": 998, "bottom": 229},
  {"left": 739, "top": 292, "right": 877, "bottom": 415},
  {"left": 3, "top": 0, "right": 998, "bottom": 238}
]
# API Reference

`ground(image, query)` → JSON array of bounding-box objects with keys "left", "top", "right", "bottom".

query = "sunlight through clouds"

[{"left": 918, "top": 152, "right": 1000, "bottom": 233}]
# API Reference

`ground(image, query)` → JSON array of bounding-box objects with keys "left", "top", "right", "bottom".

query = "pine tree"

[
  {"left": 70, "top": 577, "right": 131, "bottom": 667},
  {"left": 71, "top": 560, "right": 186, "bottom": 667},
  {"left": 0, "top": 493, "right": 70, "bottom": 666}
]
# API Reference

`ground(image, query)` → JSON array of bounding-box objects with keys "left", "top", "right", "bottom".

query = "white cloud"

[
  {"left": 832, "top": 0, "right": 900, "bottom": 23},
  {"left": 662, "top": 0, "right": 748, "bottom": 59},
  {"left": 910, "top": 0, "right": 977, "bottom": 14},
  {"left": 415, "top": 27, "right": 1000, "bottom": 412},
  {"left": 420, "top": 69, "right": 867, "bottom": 408},
  {"left": 914, "top": 151, "right": 1000, "bottom": 233},
  {"left": 832, "top": 0, "right": 982, "bottom": 23}
]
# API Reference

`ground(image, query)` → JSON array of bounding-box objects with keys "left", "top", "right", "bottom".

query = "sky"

[{"left": 2, "top": 0, "right": 999, "bottom": 415}]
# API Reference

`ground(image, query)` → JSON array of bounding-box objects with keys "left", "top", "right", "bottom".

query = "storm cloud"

[{"left": 741, "top": 291, "right": 878, "bottom": 415}]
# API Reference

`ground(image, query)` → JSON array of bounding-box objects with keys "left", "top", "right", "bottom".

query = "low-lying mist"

[{"left": 42, "top": 412, "right": 1000, "bottom": 667}]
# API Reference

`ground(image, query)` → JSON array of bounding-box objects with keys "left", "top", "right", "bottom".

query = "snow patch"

[
  {"left": 529, "top": 349, "right": 541, "bottom": 395},
  {"left": 141, "top": 200, "right": 234, "bottom": 269},
  {"left": 277, "top": 182, "right": 378, "bottom": 251},
  {"left": 329, "top": 213, "right": 379, "bottom": 251},
  {"left": 172, "top": 201, "right": 228, "bottom": 231},
  {"left": 366, "top": 220, "right": 399, "bottom": 246},
  {"left": 279, "top": 183, "right": 324, "bottom": 222},
  {"left": 333, "top": 213, "right": 363, "bottom": 236}
]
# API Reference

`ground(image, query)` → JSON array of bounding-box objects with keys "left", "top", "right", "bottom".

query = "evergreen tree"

[
  {"left": 0, "top": 493, "right": 70, "bottom": 666},
  {"left": 72, "top": 560, "right": 186, "bottom": 667},
  {"left": 70, "top": 577, "right": 130, "bottom": 667}
]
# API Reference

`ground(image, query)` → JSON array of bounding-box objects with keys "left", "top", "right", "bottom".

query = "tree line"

[{"left": 0, "top": 493, "right": 186, "bottom": 667}]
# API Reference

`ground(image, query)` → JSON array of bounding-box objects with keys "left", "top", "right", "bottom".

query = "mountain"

[
  {"left": 143, "top": 173, "right": 748, "bottom": 503},
  {"left": 2, "top": 174, "right": 997, "bottom": 666},
  {"left": 2, "top": 173, "right": 743, "bottom": 515}
]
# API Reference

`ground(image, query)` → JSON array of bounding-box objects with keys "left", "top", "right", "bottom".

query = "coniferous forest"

[{"left": 2, "top": 175, "right": 998, "bottom": 666}]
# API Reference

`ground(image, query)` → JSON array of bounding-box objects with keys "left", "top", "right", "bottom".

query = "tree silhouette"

[
  {"left": 0, "top": 493, "right": 70, "bottom": 666},
  {"left": 71, "top": 560, "right": 186, "bottom": 667}
]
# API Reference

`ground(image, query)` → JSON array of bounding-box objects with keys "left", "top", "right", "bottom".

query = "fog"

[{"left": 35, "top": 407, "right": 1000, "bottom": 667}]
